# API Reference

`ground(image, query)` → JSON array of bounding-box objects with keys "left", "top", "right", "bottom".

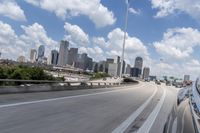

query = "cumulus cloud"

[
  {"left": 25, "top": 0, "right": 116, "bottom": 27},
  {"left": 151, "top": 27, "right": 200, "bottom": 79},
  {"left": 107, "top": 28, "right": 149, "bottom": 63},
  {"left": 154, "top": 27, "right": 200, "bottom": 60},
  {"left": 129, "top": 7, "right": 141, "bottom": 15},
  {"left": 151, "top": 0, "right": 200, "bottom": 20},
  {"left": 0, "top": 0, "right": 26, "bottom": 21},
  {"left": 64, "top": 22, "right": 89, "bottom": 47},
  {"left": 63, "top": 22, "right": 148, "bottom": 65},
  {"left": 0, "top": 21, "right": 57, "bottom": 60}
]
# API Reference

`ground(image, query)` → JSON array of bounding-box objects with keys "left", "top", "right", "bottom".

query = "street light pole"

[{"left": 120, "top": 0, "right": 129, "bottom": 78}]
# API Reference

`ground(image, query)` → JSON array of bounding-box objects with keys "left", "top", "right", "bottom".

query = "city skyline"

[{"left": 0, "top": 0, "right": 200, "bottom": 79}]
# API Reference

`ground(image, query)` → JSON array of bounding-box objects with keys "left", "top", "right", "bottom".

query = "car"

[
  {"left": 155, "top": 80, "right": 161, "bottom": 85},
  {"left": 166, "top": 81, "right": 172, "bottom": 86},
  {"left": 163, "top": 77, "right": 200, "bottom": 133}
]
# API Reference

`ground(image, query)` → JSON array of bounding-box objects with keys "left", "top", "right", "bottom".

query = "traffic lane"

[
  {"left": 149, "top": 85, "right": 178, "bottom": 133},
  {"left": 0, "top": 84, "right": 155, "bottom": 133},
  {"left": 0, "top": 83, "right": 143, "bottom": 105}
]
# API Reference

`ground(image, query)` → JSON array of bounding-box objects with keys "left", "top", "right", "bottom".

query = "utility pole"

[{"left": 120, "top": 0, "right": 129, "bottom": 78}]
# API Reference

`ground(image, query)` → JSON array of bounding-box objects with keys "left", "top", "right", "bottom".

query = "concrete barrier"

[
  {"left": 0, "top": 83, "right": 119, "bottom": 94},
  {"left": 0, "top": 78, "right": 139, "bottom": 94}
]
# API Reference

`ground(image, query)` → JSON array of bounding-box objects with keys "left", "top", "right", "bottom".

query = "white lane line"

[
  {"left": 181, "top": 106, "right": 187, "bottom": 133},
  {"left": 172, "top": 117, "right": 177, "bottom": 133},
  {"left": 112, "top": 85, "right": 158, "bottom": 133},
  {"left": 0, "top": 85, "right": 146, "bottom": 109},
  {"left": 137, "top": 87, "right": 166, "bottom": 133}
]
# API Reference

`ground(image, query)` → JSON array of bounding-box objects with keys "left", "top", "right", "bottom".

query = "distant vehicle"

[
  {"left": 144, "top": 78, "right": 150, "bottom": 82},
  {"left": 155, "top": 80, "right": 161, "bottom": 85},
  {"left": 103, "top": 78, "right": 107, "bottom": 81},
  {"left": 165, "top": 81, "right": 171, "bottom": 86},
  {"left": 164, "top": 77, "right": 200, "bottom": 133}
]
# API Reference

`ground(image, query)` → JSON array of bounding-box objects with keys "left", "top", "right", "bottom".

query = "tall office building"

[
  {"left": 68, "top": 48, "right": 78, "bottom": 66},
  {"left": 58, "top": 40, "right": 69, "bottom": 66},
  {"left": 37, "top": 45, "right": 45, "bottom": 59},
  {"left": 51, "top": 50, "right": 59, "bottom": 65},
  {"left": 108, "top": 63, "right": 118, "bottom": 77},
  {"left": 30, "top": 49, "right": 37, "bottom": 63},
  {"left": 105, "top": 58, "right": 114, "bottom": 73},
  {"left": 133, "top": 56, "right": 143, "bottom": 77},
  {"left": 134, "top": 57, "right": 143, "bottom": 69},
  {"left": 114, "top": 56, "right": 120, "bottom": 64},
  {"left": 143, "top": 67, "right": 150, "bottom": 79},
  {"left": 122, "top": 60, "right": 126, "bottom": 74},
  {"left": 75, "top": 53, "right": 88, "bottom": 70},
  {"left": 92, "top": 62, "right": 99, "bottom": 73},
  {"left": 130, "top": 67, "right": 141, "bottom": 77},
  {"left": 126, "top": 64, "right": 131, "bottom": 75},
  {"left": 184, "top": 75, "right": 190, "bottom": 81},
  {"left": 87, "top": 57, "right": 93, "bottom": 71}
]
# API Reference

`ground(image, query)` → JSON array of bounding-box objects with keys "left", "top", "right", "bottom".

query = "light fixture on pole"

[{"left": 120, "top": 0, "right": 130, "bottom": 78}]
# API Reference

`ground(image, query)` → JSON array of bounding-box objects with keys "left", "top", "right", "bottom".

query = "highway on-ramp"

[{"left": 0, "top": 82, "right": 178, "bottom": 133}]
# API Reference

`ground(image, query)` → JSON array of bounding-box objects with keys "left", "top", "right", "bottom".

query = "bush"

[
  {"left": 0, "top": 65, "right": 63, "bottom": 81},
  {"left": 90, "top": 72, "right": 110, "bottom": 80}
]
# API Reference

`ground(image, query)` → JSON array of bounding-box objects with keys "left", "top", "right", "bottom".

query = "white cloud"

[
  {"left": 154, "top": 27, "right": 200, "bottom": 60},
  {"left": 20, "top": 23, "right": 58, "bottom": 57},
  {"left": 129, "top": 7, "right": 141, "bottom": 15},
  {"left": 0, "top": 21, "right": 57, "bottom": 60},
  {"left": 151, "top": 0, "right": 200, "bottom": 20},
  {"left": 63, "top": 22, "right": 148, "bottom": 65},
  {"left": 0, "top": 0, "right": 26, "bottom": 21},
  {"left": 64, "top": 22, "right": 89, "bottom": 46},
  {"left": 107, "top": 28, "right": 148, "bottom": 60},
  {"left": 92, "top": 37, "right": 108, "bottom": 48},
  {"left": 25, "top": 0, "right": 116, "bottom": 27}
]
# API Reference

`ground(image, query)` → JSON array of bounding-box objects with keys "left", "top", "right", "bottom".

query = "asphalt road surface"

[{"left": 0, "top": 82, "right": 179, "bottom": 133}]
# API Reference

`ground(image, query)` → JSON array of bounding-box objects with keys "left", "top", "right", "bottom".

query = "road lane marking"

[
  {"left": 112, "top": 85, "right": 158, "bottom": 133},
  {"left": 181, "top": 106, "right": 187, "bottom": 133},
  {"left": 0, "top": 85, "right": 147, "bottom": 109},
  {"left": 137, "top": 87, "right": 166, "bottom": 133}
]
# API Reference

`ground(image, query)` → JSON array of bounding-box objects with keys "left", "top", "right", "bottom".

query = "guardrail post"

[
  {"left": 104, "top": 83, "right": 106, "bottom": 86},
  {"left": 98, "top": 83, "right": 100, "bottom": 86},
  {"left": 90, "top": 83, "right": 93, "bottom": 86}
]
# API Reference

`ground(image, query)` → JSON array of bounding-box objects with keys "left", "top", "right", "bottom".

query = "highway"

[{"left": 0, "top": 82, "right": 178, "bottom": 133}]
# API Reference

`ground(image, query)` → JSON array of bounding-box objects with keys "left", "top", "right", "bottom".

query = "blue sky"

[{"left": 1, "top": 0, "right": 200, "bottom": 79}]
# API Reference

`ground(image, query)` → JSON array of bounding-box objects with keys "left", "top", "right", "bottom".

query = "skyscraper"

[
  {"left": 126, "top": 64, "right": 131, "bottom": 75},
  {"left": 130, "top": 67, "right": 141, "bottom": 77},
  {"left": 143, "top": 67, "right": 150, "bottom": 79},
  {"left": 184, "top": 75, "right": 190, "bottom": 81},
  {"left": 68, "top": 48, "right": 78, "bottom": 66},
  {"left": 51, "top": 50, "right": 59, "bottom": 65},
  {"left": 133, "top": 56, "right": 143, "bottom": 77},
  {"left": 30, "top": 49, "right": 37, "bottom": 63},
  {"left": 37, "top": 45, "right": 45, "bottom": 59},
  {"left": 134, "top": 56, "right": 143, "bottom": 69},
  {"left": 58, "top": 40, "right": 69, "bottom": 66}
]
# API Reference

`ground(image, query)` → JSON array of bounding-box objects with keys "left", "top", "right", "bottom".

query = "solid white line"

[
  {"left": 172, "top": 117, "right": 177, "bottom": 133},
  {"left": 137, "top": 87, "right": 166, "bottom": 133},
  {"left": 112, "top": 86, "right": 158, "bottom": 133},
  {"left": 181, "top": 106, "right": 187, "bottom": 133},
  {"left": 0, "top": 85, "right": 146, "bottom": 109}
]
